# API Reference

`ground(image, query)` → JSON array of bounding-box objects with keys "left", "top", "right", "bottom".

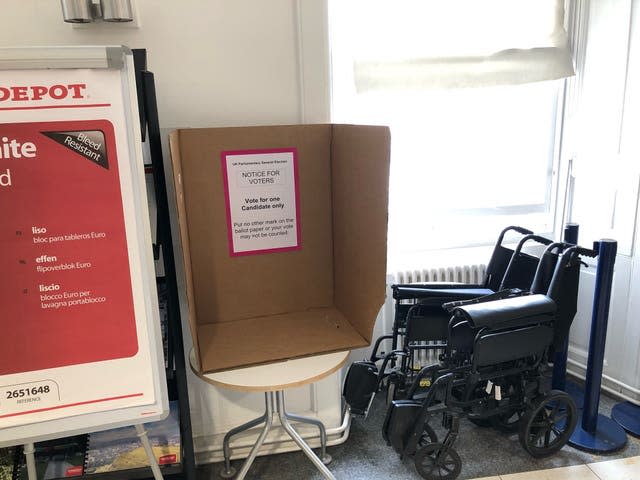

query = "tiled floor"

[
  {"left": 199, "top": 378, "right": 640, "bottom": 479},
  {"left": 472, "top": 456, "right": 640, "bottom": 480}
]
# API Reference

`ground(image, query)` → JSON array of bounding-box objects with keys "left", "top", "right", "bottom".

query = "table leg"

[
  {"left": 232, "top": 392, "right": 275, "bottom": 480},
  {"left": 220, "top": 393, "right": 272, "bottom": 479},
  {"left": 275, "top": 391, "right": 336, "bottom": 480},
  {"left": 282, "top": 407, "right": 331, "bottom": 464}
]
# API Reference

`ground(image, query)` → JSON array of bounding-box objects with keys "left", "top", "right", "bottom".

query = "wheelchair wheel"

[
  {"left": 418, "top": 424, "right": 438, "bottom": 447},
  {"left": 518, "top": 390, "right": 577, "bottom": 458},
  {"left": 491, "top": 408, "right": 525, "bottom": 433},
  {"left": 414, "top": 442, "right": 461, "bottom": 480}
]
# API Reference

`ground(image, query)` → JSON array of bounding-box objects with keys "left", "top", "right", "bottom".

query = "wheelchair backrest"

[
  {"left": 448, "top": 243, "right": 593, "bottom": 370},
  {"left": 405, "top": 304, "right": 449, "bottom": 343},
  {"left": 483, "top": 226, "right": 534, "bottom": 290},
  {"left": 498, "top": 234, "right": 554, "bottom": 291},
  {"left": 529, "top": 243, "right": 564, "bottom": 295},
  {"left": 484, "top": 243, "right": 515, "bottom": 291},
  {"left": 545, "top": 247, "right": 583, "bottom": 350}
]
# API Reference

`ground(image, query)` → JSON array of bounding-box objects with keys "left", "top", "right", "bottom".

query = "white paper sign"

[{"left": 222, "top": 149, "right": 301, "bottom": 256}]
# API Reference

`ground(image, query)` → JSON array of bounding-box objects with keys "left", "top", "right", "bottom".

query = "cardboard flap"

[
  {"left": 331, "top": 125, "right": 391, "bottom": 342},
  {"left": 169, "top": 130, "right": 202, "bottom": 364},
  {"left": 197, "top": 308, "right": 368, "bottom": 373}
]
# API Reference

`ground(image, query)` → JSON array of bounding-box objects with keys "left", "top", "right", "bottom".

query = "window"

[{"left": 328, "top": 1, "right": 568, "bottom": 271}]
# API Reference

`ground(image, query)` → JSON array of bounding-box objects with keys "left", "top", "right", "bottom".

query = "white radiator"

[
  {"left": 390, "top": 263, "right": 487, "bottom": 368},
  {"left": 394, "top": 263, "right": 487, "bottom": 285}
]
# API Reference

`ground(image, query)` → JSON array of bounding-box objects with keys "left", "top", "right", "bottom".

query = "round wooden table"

[{"left": 190, "top": 350, "right": 349, "bottom": 480}]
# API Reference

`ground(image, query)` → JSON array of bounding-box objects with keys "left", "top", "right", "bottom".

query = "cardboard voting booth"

[{"left": 170, "top": 124, "right": 390, "bottom": 373}]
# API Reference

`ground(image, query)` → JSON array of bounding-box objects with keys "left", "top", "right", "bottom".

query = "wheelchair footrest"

[
  {"left": 343, "top": 361, "right": 378, "bottom": 415},
  {"left": 383, "top": 399, "right": 422, "bottom": 454}
]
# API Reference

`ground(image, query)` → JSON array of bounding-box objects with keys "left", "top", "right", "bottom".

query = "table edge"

[{"left": 189, "top": 351, "right": 349, "bottom": 392}]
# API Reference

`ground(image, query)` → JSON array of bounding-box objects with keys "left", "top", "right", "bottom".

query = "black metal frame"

[
  {"left": 133, "top": 49, "right": 197, "bottom": 480},
  {"left": 372, "top": 232, "right": 558, "bottom": 401},
  {"left": 371, "top": 225, "right": 539, "bottom": 364}
]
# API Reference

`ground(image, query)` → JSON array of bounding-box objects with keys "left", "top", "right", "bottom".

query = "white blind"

[{"left": 342, "top": 0, "right": 575, "bottom": 91}]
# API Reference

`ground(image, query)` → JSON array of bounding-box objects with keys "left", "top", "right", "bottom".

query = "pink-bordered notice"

[{"left": 221, "top": 148, "right": 301, "bottom": 256}]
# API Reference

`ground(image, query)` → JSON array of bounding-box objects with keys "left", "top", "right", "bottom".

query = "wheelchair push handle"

[
  {"left": 578, "top": 244, "right": 599, "bottom": 258},
  {"left": 517, "top": 234, "right": 554, "bottom": 248},
  {"left": 546, "top": 244, "right": 596, "bottom": 300},
  {"left": 497, "top": 233, "right": 553, "bottom": 291},
  {"left": 495, "top": 225, "right": 534, "bottom": 247},
  {"left": 502, "top": 225, "right": 534, "bottom": 237},
  {"left": 558, "top": 244, "right": 598, "bottom": 264}
]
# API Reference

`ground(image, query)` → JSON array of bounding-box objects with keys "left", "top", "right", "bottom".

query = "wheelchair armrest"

[
  {"left": 377, "top": 349, "right": 408, "bottom": 384},
  {"left": 452, "top": 294, "right": 556, "bottom": 329},
  {"left": 392, "top": 283, "right": 484, "bottom": 300},
  {"left": 393, "top": 286, "right": 494, "bottom": 304},
  {"left": 442, "top": 288, "right": 524, "bottom": 313},
  {"left": 369, "top": 334, "right": 394, "bottom": 362}
]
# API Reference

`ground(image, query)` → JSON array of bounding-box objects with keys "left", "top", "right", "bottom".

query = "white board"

[{"left": 0, "top": 46, "right": 168, "bottom": 447}]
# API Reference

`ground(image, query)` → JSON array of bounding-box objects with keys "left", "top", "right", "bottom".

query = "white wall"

[
  {"left": 1, "top": 0, "right": 339, "bottom": 464},
  {"left": 1, "top": 0, "right": 305, "bottom": 129}
]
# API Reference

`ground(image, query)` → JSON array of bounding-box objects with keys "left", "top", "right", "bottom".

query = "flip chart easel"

[{"left": 0, "top": 46, "right": 168, "bottom": 479}]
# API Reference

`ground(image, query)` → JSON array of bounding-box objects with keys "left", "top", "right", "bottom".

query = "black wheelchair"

[
  {"left": 375, "top": 242, "right": 594, "bottom": 480},
  {"left": 345, "top": 227, "right": 557, "bottom": 413},
  {"left": 372, "top": 226, "right": 537, "bottom": 364}
]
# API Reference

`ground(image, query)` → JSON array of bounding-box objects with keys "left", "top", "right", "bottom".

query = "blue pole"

[
  {"left": 569, "top": 238, "right": 626, "bottom": 452},
  {"left": 564, "top": 223, "right": 580, "bottom": 245},
  {"left": 582, "top": 239, "right": 616, "bottom": 432},
  {"left": 552, "top": 223, "right": 579, "bottom": 390}
]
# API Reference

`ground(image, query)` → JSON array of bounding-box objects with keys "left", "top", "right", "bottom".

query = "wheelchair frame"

[
  {"left": 373, "top": 232, "right": 557, "bottom": 402},
  {"left": 380, "top": 244, "right": 597, "bottom": 480}
]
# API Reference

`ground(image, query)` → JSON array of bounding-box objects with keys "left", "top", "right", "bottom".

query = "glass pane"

[
  {"left": 332, "top": 82, "right": 560, "bottom": 256},
  {"left": 329, "top": 3, "right": 562, "bottom": 264}
]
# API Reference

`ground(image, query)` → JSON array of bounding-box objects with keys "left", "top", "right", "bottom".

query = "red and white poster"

[{"left": 0, "top": 64, "right": 160, "bottom": 432}]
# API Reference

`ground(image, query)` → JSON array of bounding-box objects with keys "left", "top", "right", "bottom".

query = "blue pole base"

[
  {"left": 612, "top": 402, "right": 640, "bottom": 437},
  {"left": 568, "top": 414, "right": 627, "bottom": 453},
  {"left": 564, "top": 380, "right": 585, "bottom": 410}
]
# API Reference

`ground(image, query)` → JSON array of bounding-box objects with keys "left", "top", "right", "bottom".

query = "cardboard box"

[{"left": 170, "top": 124, "right": 390, "bottom": 373}]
